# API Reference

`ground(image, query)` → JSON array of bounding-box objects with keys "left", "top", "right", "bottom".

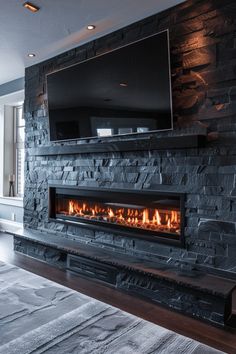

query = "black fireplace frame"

[{"left": 48, "top": 184, "right": 185, "bottom": 247}]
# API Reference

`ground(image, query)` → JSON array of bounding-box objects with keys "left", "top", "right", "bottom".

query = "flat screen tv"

[{"left": 47, "top": 29, "right": 173, "bottom": 142}]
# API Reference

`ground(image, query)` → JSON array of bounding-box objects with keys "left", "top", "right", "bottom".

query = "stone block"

[
  {"left": 63, "top": 166, "right": 74, "bottom": 172},
  {"left": 199, "top": 219, "right": 236, "bottom": 234}
]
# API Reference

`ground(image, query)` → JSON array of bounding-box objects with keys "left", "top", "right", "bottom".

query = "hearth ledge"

[
  {"left": 8, "top": 227, "right": 235, "bottom": 295},
  {"left": 9, "top": 227, "right": 236, "bottom": 328}
]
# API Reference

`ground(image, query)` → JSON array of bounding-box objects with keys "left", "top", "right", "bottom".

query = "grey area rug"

[{"left": 0, "top": 261, "right": 225, "bottom": 354}]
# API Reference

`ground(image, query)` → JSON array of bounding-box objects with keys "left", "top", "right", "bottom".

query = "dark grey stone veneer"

[
  {"left": 23, "top": 0, "right": 236, "bottom": 279},
  {"left": 12, "top": 228, "right": 236, "bottom": 327}
]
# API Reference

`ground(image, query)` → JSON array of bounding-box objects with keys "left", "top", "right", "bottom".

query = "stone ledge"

[
  {"left": 10, "top": 227, "right": 236, "bottom": 328},
  {"left": 27, "top": 134, "right": 207, "bottom": 156},
  {"left": 9, "top": 227, "right": 235, "bottom": 298}
]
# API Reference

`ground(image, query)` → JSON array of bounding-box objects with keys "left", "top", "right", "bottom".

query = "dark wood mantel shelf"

[{"left": 28, "top": 134, "right": 207, "bottom": 156}]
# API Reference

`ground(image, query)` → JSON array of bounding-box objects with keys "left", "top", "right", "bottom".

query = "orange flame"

[
  {"left": 108, "top": 208, "right": 114, "bottom": 217},
  {"left": 167, "top": 218, "right": 171, "bottom": 229},
  {"left": 63, "top": 199, "right": 180, "bottom": 235},
  {"left": 155, "top": 210, "right": 161, "bottom": 225},
  {"left": 69, "top": 200, "right": 74, "bottom": 214},
  {"left": 142, "top": 209, "right": 149, "bottom": 224},
  {"left": 171, "top": 211, "right": 178, "bottom": 223}
]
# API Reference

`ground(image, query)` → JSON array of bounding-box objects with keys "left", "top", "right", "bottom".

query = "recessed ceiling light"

[
  {"left": 119, "top": 82, "right": 128, "bottom": 87},
  {"left": 28, "top": 53, "right": 36, "bottom": 58},
  {"left": 23, "top": 2, "right": 40, "bottom": 13},
  {"left": 87, "top": 25, "right": 96, "bottom": 30}
]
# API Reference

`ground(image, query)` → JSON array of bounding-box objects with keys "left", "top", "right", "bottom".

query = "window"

[
  {"left": 0, "top": 89, "right": 24, "bottom": 212},
  {"left": 14, "top": 105, "right": 25, "bottom": 197}
]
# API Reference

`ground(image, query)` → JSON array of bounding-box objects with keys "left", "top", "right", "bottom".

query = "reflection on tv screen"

[
  {"left": 97, "top": 128, "right": 114, "bottom": 137},
  {"left": 47, "top": 30, "right": 173, "bottom": 141}
]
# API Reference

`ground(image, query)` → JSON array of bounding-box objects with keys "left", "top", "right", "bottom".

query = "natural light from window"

[{"left": 14, "top": 105, "right": 25, "bottom": 197}]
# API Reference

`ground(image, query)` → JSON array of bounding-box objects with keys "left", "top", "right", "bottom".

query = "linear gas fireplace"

[{"left": 49, "top": 185, "right": 185, "bottom": 246}]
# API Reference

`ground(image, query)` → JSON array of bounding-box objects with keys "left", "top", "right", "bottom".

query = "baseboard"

[{"left": 0, "top": 218, "right": 23, "bottom": 233}]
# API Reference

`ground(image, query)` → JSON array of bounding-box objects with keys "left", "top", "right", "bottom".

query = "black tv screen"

[{"left": 47, "top": 30, "right": 173, "bottom": 141}]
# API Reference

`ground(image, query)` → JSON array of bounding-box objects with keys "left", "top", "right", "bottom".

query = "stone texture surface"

[
  {"left": 13, "top": 230, "right": 236, "bottom": 327},
  {"left": 23, "top": 0, "right": 236, "bottom": 276},
  {"left": 0, "top": 261, "right": 225, "bottom": 354}
]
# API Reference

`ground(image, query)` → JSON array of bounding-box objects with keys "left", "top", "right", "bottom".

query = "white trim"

[
  {"left": 0, "top": 218, "right": 23, "bottom": 233},
  {"left": 0, "top": 105, "right": 4, "bottom": 197},
  {"left": 0, "top": 90, "right": 24, "bottom": 198},
  {"left": 0, "top": 90, "right": 24, "bottom": 105},
  {"left": 3, "top": 105, "right": 14, "bottom": 196},
  {"left": 0, "top": 196, "right": 23, "bottom": 207}
]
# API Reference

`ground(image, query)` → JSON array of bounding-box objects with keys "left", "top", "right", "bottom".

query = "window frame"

[
  {"left": 0, "top": 90, "right": 24, "bottom": 202},
  {"left": 13, "top": 105, "right": 25, "bottom": 198}
]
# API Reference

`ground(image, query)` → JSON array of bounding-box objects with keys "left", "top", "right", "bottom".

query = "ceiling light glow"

[
  {"left": 23, "top": 2, "right": 40, "bottom": 13},
  {"left": 28, "top": 53, "right": 36, "bottom": 58},
  {"left": 87, "top": 25, "right": 96, "bottom": 30}
]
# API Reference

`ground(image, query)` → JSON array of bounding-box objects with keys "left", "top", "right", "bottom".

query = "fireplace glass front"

[{"left": 49, "top": 186, "right": 185, "bottom": 246}]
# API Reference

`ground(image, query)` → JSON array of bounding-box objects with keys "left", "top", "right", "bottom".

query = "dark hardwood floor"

[{"left": 0, "top": 232, "right": 236, "bottom": 353}]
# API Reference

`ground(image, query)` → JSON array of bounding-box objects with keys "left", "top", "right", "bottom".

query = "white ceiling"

[{"left": 0, "top": 0, "right": 185, "bottom": 86}]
